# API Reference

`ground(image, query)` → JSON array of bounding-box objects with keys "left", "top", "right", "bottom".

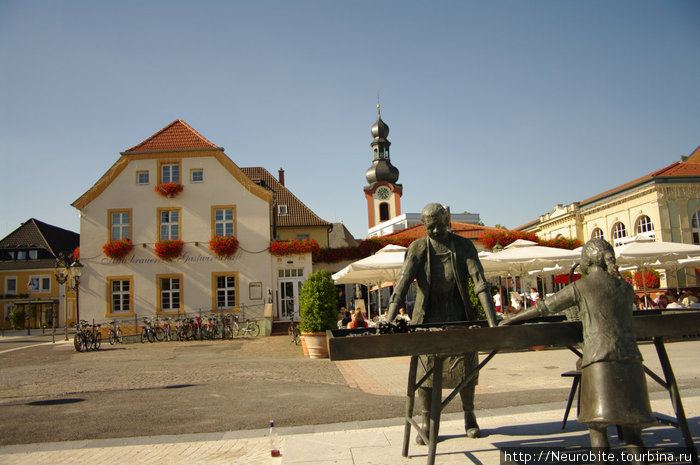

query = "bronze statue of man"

[
  {"left": 501, "top": 238, "right": 654, "bottom": 463},
  {"left": 386, "top": 203, "right": 498, "bottom": 442}
]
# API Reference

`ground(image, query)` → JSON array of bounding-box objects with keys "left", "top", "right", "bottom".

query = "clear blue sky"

[{"left": 2, "top": 0, "right": 699, "bottom": 240}]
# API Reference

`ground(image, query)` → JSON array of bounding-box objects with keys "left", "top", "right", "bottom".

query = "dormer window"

[{"left": 278, "top": 205, "right": 289, "bottom": 216}]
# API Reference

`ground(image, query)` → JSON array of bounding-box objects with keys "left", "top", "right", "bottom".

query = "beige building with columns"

[{"left": 519, "top": 145, "right": 700, "bottom": 289}]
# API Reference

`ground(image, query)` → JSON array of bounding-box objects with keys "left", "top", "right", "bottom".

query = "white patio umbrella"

[
  {"left": 615, "top": 236, "right": 700, "bottom": 298},
  {"left": 332, "top": 244, "right": 406, "bottom": 318},
  {"left": 482, "top": 240, "right": 580, "bottom": 308}
]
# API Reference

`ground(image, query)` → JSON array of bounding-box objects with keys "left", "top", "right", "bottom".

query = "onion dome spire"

[{"left": 365, "top": 104, "right": 399, "bottom": 185}]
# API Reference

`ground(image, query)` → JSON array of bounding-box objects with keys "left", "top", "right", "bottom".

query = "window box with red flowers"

[
  {"left": 209, "top": 236, "right": 239, "bottom": 258},
  {"left": 155, "top": 182, "right": 184, "bottom": 198},
  {"left": 102, "top": 239, "right": 133, "bottom": 261},
  {"left": 155, "top": 239, "right": 184, "bottom": 261}
]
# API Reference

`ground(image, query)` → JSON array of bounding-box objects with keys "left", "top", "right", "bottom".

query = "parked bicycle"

[
  {"left": 288, "top": 320, "right": 301, "bottom": 345},
  {"left": 108, "top": 320, "right": 123, "bottom": 345},
  {"left": 88, "top": 323, "right": 102, "bottom": 351},
  {"left": 140, "top": 318, "right": 156, "bottom": 343},
  {"left": 233, "top": 315, "right": 260, "bottom": 337},
  {"left": 160, "top": 317, "right": 175, "bottom": 341},
  {"left": 74, "top": 320, "right": 91, "bottom": 352},
  {"left": 220, "top": 314, "right": 235, "bottom": 340}
]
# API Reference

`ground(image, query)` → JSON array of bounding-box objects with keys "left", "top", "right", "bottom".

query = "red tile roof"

[
  {"left": 240, "top": 167, "right": 330, "bottom": 228},
  {"left": 579, "top": 148, "right": 700, "bottom": 206},
  {"left": 385, "top": 221, "right": 505, "bottom": 242},
  {"left": 516, "top": 145, "right": 700, "bottom": 231},
  {"left": 124, "top": 119, "right": 220, "bottom": 153}
]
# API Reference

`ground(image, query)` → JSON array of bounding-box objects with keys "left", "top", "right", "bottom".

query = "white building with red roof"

[{"left": 72, "top": 120, "right": 325, "bottom": 329}]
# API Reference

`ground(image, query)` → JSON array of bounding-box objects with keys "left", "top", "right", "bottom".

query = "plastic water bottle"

[{"left": 269, "top": 421, "right": 281, "bottom": 457}]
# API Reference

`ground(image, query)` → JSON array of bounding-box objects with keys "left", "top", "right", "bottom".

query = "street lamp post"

[
  {"left": 54, "top": 253, "right": 72, "bottom": 342},
  {"left": 26, "top": 280, "right": 35, "bottom": 336},
  {"left": 70, "top": 259, "right": 83, "bottom": 325}
]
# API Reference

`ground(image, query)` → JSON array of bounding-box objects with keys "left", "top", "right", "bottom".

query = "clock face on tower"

[{"left": 377, "top": 187, "right": 390, "bottom": 199}]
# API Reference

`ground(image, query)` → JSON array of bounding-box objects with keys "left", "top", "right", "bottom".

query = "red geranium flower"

[
  {"left": 155, "top": 239, "right": 184, "bottom": 261},
  {"left": 102, "top": 239, "right": 133, "bottom": 260},
  {"left": 209, "top": 236, "right": 239, "bottom": 258},
  {"left": 155, "top": 182, "right": 184, "bottom": 198}
]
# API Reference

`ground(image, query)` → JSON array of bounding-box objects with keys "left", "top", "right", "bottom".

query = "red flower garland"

[
  {"left": 102, "top": 239, "right": 133, "bottom": 260},
  {"left": 269, "top": 239, "right": 321, "bottom": 257},
  {"left": 155, "top": 182, "right": 184, "bottom": 198},
  {"left": 155, "top": 239, "right": 184, "bottom": 261},
  {"left": 209, "top": 236, "right": 239, "bottom": 258},
  {"left": 478, "top": 231, "right": 581, "bottom": 251},
  {"left": 313, "top": 237, "right": 418, "bottom": 264}
]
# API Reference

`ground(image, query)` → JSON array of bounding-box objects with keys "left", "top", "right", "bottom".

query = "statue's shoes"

[{"left": 466, "top": 427, "right": 481, "bottom": 438}]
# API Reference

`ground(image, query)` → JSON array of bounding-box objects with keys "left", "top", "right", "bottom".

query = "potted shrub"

[
  {"left": 155, "top": 239, "right": 184, "bottom": 261},
  {"left": 298, "top": 269, "right": 338, "bottom": 358},
  {"left": 209, "top": 236, "right": 239, "bottom": 258},
  {"left": 102, "top": 239, "right": 133, "bottom": 261}
]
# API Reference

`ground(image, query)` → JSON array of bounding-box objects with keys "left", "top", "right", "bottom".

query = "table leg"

[
  {"left": 403, "top": 356, "right": 419, "bottom": 457},
  {"left": 653, "top": 337, "right": 698, "bottom": 464},
  {"left": 427, "top": 356, "right": 443, "bottom": 465}
]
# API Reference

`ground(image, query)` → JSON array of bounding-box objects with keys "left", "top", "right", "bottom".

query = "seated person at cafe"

[
  {"left": 681, "top": 290, "right": 698, "bottom": 307},
  {"left": 346, "top": 309, "right": 368, "bottom": 329}
]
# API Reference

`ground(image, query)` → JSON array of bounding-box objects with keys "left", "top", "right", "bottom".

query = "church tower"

[{"left": 364, "top": 105, "right": 402, "bottom": 229}]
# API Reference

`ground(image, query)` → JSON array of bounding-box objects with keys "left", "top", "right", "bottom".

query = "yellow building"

[
  {"left": 0, "top": 218, "right": 79, "bottom": 330},
  {"left": 519, "top": 145, "right": 700, "bottom": 288}
]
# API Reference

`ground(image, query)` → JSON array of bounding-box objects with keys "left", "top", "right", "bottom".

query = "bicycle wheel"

[
  {"left": 249, "top": 322, "right": 260, "bottom": 337},
  {"left": 117, "top": 330, "right": 123, "bottom": 344},
  {"left": 94, "top": 333, "right": 102, "bottom": 350},
  {"left": 231, "top": 322, "right": 240, "bottom": 337},
  {"left": 154, "top": 326, "right": 165, "bottom": 342},
  {"left": 83, "top": 334, "right": 92, "bottom": 352},
  {"left": 140, "top": 328, "right": 147, "bottom": 343},
  {"left": 74, "top": 333, "right": 83, "bottom": 352},
  {"left": 223, "top": 325, "right": 232, "bottom": 340},
  {"left": 289, "top": 326, "right": 301, "bottom": 345},
  {"left": 147, "top": 329, "right": 155, "bottom": 343},
  {"left": 108, "top": 330, "right": 116, "bottom": 345}
]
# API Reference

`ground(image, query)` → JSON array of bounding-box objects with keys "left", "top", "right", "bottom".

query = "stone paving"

[{"left": 0, "top": 332, "right": 698, "bottom": 464}]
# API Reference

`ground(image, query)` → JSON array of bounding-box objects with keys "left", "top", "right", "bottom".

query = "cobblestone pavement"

[{"left": 0, "top": 332, "right": 698, "bottom": 464}]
